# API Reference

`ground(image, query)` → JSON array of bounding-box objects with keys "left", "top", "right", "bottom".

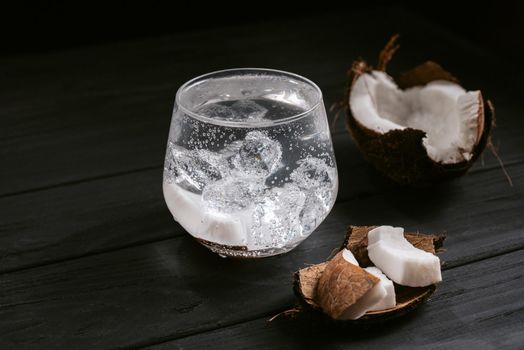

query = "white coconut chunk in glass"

[
  {"left": 349, "top": 71, "right": 483, "bottom": 164},
  {"left": 364, "top": 266, "right": 396, "bottom": 311},
  {"left": 367, "top": 225, "right": 442, "bottom": 287},
  {"left": 163, "top": 183, "right": 249, "bottom": 247}
]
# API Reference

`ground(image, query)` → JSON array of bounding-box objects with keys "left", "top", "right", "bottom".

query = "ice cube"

[
  {"left": 231, "top": 100, "right": 268, "bottom": 120},
  {"left": 196, "top": 148, "right": 232, "bottom": 178},
  {"left": 232, "top": 131, "right": 282, "bottom": 178},
  {"left": 299, "top": 191, "right": 330, "bottom": 235},
  {"left": 164, "top": 143, "right": 222, "bottom": 192},
  {"left": 220, "top": 140, "right": 243, "bottom": 156},
  {"left": 202, "top": 177, "right": 265, "bottom": 213},
  {"left": 251, "top": 184, "right": 306, "bottom": 249},
  {"left": 290, "top": 156, "right": 336, "bottom": 191},
  {"left": 197, "top": 103, "right": 237, "bottom": 120}
]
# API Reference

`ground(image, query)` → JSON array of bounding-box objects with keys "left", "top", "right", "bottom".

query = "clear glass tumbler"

[{"left": 163, "top": 68, "right": 338, "bottom": 258}]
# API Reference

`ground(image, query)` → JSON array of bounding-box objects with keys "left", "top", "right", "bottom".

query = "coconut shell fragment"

[
  {"left": 346, "top": 35, "right": 494, "bottom": 186},
  {"left": 293, "top": 225, "right": 445, "bottom": 323},
  {"left": 316, "top": 252, "right": 379, "bottom": 319}
]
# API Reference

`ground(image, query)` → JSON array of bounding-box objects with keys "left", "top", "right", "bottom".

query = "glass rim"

[{"left": 175, "top": 68, "right": 323, "bottom": 128}]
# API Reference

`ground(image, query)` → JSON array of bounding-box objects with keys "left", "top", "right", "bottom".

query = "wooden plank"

[
  {"left": 0, "top": 140, "right": 521, "bottom": 273},
  {"left": 1, "top": 9, "right": 521, "bottom": 350},
  {"left": 150, "top": 249, "right": 524, "bottom": 350},
  {"left": 0, "top": 170, "right": 176, "bottom": 272},
  {"left": 334, "top": 162, "right": 524, "bottom": 269},
  {"left": 0, "top": 163, "right": 522, "bottom": 348},
  {"left": 1, "top": 9, "right": 520, "bottom": 196},
  {"left": 333, "top": 130, "right": 524, "bottom": 202}
]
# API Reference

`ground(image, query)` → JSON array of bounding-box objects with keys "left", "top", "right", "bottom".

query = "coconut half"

[
  {"left": 346, "top": 35, "right": 493, "bottom": 186},
  {"left": 293, "top": 225, "right": 445, "bottom": 323}
]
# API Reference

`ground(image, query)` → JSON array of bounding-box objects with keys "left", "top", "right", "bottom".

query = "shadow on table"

[
  {"left": 334, "top": 166, "right": 459, "bottom": 226},
  {"left": 333, "top": 134, "right": 460, "bottom": 223},
  {"left": 154, "top": 234, "right": 305, "bottom": 320},
  {"left": 266, "top": 303, "right": 433, "bottom": 348}
]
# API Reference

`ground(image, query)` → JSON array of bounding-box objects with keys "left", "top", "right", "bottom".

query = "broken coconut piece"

[
  {"left": 342, "top": 225, "right": 445, "bottom": 267},
  {"left": 340, "top": 249, "right": 397, "bottom": 318},
  {"left": 316, "top": 251, "right": 386, "bottom": 320},
  {"left": 350, "top": 72, "right": 481, "bottom": 164},
  {"left": 293, "top": 225, "right": 445, "bottom": 323},
  {"left": 163, "top": 183, "right": 248, "bottom": 247},
  {"left": 367, "top": 226, "right": 442, "bottom": 287},
  {"left": 365, "top": 267, "right": 396, "bottom": 311},
  {"left": 346, "top": 35, "right": 493, "bottom": 186},
  {"left": 342, "top": 248, "right": 360, "bottom": 265}
]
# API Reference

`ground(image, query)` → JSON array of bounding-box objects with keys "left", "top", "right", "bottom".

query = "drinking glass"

[{"left": 163, "top": 68, "right": 338, "bottom": 258}]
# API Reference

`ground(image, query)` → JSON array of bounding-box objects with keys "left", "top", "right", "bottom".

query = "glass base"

[{"left": 197, "top": 237, "right": 303, "bottom": 258}]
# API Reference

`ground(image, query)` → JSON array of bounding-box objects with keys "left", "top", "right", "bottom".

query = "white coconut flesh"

[
  {"left": 163, "top": 183, "right": 249, "bottom": 247},
  {"left": 350, "top": 71, "right": 483, "bottom": 164},
  {"left": 364, "top": 266, "right": 396, "bottom": 312},
  {"left": 342, "top": 247, "right": 360, "bottom": 265},
  {"left": 367, "top": 226, "right": 442, "bottom": 287},
  {"left": 339, "top": 249, "right": 395, "bottom": 319}
]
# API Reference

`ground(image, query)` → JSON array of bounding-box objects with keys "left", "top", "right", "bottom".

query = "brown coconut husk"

[
  {"left": 293, "top": 225, "right": 445, "bottom": 323},
  {"left": 316, "top": 252, "right": 380, "bottom": 319},
  {"left": 345, "top": 35, "right": 494, "bottom": 186}
]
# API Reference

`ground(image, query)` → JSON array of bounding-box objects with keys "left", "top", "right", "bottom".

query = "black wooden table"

[{"left": 1, "top": 9, "right": 523, "bottom": 349}]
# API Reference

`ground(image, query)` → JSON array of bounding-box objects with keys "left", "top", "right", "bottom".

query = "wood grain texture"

[
  {"left": 150, "top": 249, "right": 524, "bottom": 350},
  {"left": 1, "top": 129, "right": 521, "bottom": 272},
  {"left": 1, "top": 9, "right": 520, "bottom": 196},
  {"left": 0, "top": 163, "right": 521, "bottom": 348},
  {"left": 2, "top": 7, "right": 521, "bottom": 271},
  {"left": 0, "top": 144, "right": 522, "bottom": 273},
  {"left": 1, "top": 8, "right": 523, "bottom": 350}
]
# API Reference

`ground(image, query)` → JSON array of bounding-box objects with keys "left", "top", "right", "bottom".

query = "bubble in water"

[
  {"left": 198, "top": 103, "right": 236, "bottom": 120},
  {"left": 202, "top": 177, "right": 265, "bottom": 213},
  {"left": 232, "top": 131, "right": 282, "bottom": 178},
  {"left": 290, "top": 156, "right": 335, "bottom": 190},
  {"left": 164, "top": 143, "right": 222, "bottom": 192},
  {"left": 251, "top": 184, "right": 305, "bottom": 248},
  {"left": 230, "top": 100, "right": 268, "bottom": 120}
]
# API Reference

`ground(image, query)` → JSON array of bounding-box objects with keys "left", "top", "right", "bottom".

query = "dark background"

[
  {"left": 1, "top": 1, "right": 522, "bottom": 59},
  {"left": 2, "top": 2, "right": 523, "bottom": 349}
]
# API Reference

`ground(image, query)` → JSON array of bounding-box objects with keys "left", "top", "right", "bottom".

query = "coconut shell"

[
  {"left": 346, "top": 36, "right": 494, "bottom": 186},
  {"left": 293, "top": 225, "right": 445, "bottom": 323},
  {"left": 316, "top": 252, "right": 380, "bottom": 319}
]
